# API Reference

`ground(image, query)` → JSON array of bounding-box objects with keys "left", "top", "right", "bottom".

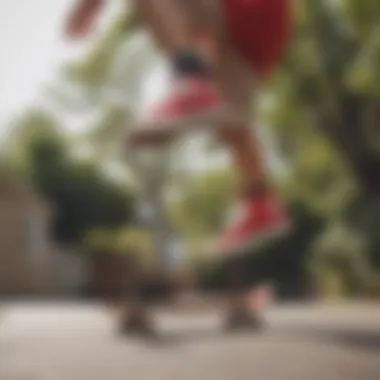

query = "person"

[{"left": 66, "top": 0, "right": 291, "bottom": 326}]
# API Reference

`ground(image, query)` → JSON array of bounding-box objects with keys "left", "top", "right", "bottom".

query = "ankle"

[
  {"left": 241, "top": 181, "right": 270, "bottom": 198},
  {"left": 172, "top": 50, "right": 210, "bottom": 77}
]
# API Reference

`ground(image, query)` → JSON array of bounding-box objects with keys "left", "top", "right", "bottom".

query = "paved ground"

[{"left": 1, "top": 303, "right": 380, "bottom": 380}]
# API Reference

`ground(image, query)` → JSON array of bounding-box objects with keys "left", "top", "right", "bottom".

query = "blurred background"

[{"left": 1, "top": 0, "right": 380, "bottom": 303}]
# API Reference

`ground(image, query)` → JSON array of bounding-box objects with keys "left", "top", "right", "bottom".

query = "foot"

[
  {"left": 129, "top": 75, "right": 222, "bottom": 147},
  {"left": 211, "top": 191, "right": 291, "bottom": 258}
]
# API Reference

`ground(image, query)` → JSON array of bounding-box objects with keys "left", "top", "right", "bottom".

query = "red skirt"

[{"left": 222, "top": 0, "right": 291, "bottom": 76}]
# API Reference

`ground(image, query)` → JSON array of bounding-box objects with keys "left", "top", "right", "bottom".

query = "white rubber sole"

[
  {"left": 129, "top": 106, "right": 241, "bottom": 147},
  {"left": 211, "top": 221, "right": 293, "bottom": 260}
]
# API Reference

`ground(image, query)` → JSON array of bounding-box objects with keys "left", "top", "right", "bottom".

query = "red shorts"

[{"left": 222, "top": 0, "right": 291, "bottom": 76}]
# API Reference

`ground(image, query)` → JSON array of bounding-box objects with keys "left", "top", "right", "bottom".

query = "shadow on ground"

[
  {"left": 289, "top": 326, "right": 380, "bottom": 352},
  {"left": 118, "top": 322, "right": 380, "bottom": 353}
]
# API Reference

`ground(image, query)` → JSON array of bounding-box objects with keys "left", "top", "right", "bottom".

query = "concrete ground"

[{"left": 1, "top": 303, "right": 380, "bottom": 380}]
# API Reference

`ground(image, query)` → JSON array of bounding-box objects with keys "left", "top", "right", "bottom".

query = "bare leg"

[
  {"left": 134, "top": 0, "right": 192, "bottom": 52},
  {"left": 183, "top": 1, "right": 268, "bottom": 189},
  {"left": 134, "top": 0, "right": 271, "bottom": 320},
  {"left": 134, "top": 0, "right": 267, "bottom": 189}
]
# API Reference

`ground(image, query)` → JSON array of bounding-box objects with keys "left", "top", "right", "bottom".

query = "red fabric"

[
  {"left": 222, "top": 0, "right": 291, "bottom": 75},
  {"left": 220, "top": 191, "right": 289, "bottom": 250},
  {"left": 148, "top": 76, "right": 221, "bottom": 118},
  {"left": 132, "top": 76, "right": 222, "bottom": 146}
]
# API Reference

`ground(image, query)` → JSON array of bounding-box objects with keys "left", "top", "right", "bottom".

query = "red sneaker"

[
  {"left": 216, "top": 191, "right": 291, "bottom": 257},
  {"left": 130, "top": 75, "right": 223, "bottom": 146}
]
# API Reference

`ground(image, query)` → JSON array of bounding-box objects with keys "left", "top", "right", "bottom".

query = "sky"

[
  {"left": 0, "top": 0, "right": 72, "bottom": 126},
  {"left": 0, "top": 0, "right": 126, "bottom": 132}
]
